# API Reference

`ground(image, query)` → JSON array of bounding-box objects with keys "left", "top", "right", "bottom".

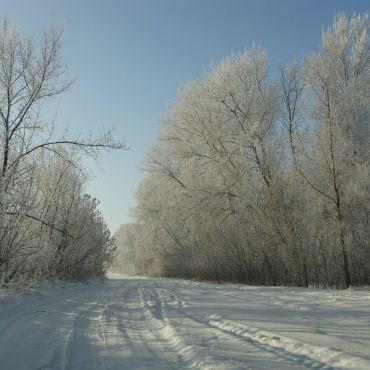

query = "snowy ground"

[{"left": 0, "top": 275, "right": 369, "bottom": 370}]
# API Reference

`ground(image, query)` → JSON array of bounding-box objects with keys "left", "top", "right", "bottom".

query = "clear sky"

[{"left": 1, "top": 0, "right": 368, "bottom": 233}]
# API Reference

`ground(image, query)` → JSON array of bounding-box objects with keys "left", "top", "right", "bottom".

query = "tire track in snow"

[
  {"left": 0, "top": 284, "right": 112, "bottom": 370},
  {"left": 98, "top": 281, "right": 184, "bottom": 369},
  {"left": 43, "top": 285, "right": 113, "bottom": 370},
  {"left": 140, "top": 281, "right": 245, "bottom": 370},
  {"left": 204, "top": 315, "right": 370, "bottom": 370},
  {"left": 154, "top": 283, "right": 347, "bottom": 370},
  {"left": 3, "top": 278, "right": 368, "bottom": 369},
  {"left": 139, "top": 282, "right": 197, "bottom": 369},
  {"left": 64, "top": 302, "right": 107, "bottom": 370}
]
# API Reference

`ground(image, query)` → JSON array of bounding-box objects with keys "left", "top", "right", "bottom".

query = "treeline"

[
  {"left": 119, "top": 13, "right": 370, "bottom": 288},
  {"left": 0, "top": 20, "right": 123, "bottom": 284}
]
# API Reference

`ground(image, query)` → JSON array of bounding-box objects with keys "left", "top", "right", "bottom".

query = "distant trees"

[
  {"left": 120, "top": 13, "right": 370, "bottom": 288},
  {"left": 110, "top": 223, "right": 138, "bottom": 275},
  {"left": 0, "top": 19, "right": 124, "bottom": 284}
]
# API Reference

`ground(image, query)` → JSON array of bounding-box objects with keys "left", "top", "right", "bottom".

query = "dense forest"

[
  {"left": 0, "top": 20, "right": 124, "bottom": 284},
  {"left": 114, "top": 13, "right": 370, "bottom": 288}
]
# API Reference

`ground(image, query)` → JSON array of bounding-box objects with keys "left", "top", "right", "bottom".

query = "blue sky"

[{"left": 1, "top": 0, "right": 368, "bottom": 232}]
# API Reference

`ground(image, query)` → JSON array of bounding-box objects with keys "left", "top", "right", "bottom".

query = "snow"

[{"left": 0, "top": 276, "right": 369, "bottom": 369}]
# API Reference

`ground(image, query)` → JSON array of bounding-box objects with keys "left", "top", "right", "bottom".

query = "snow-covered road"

[{"left": 0, "top": 276, "right": 369, "bottom": 370}]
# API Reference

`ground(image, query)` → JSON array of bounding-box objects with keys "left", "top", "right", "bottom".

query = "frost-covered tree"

[
  {"left": 301, "top": 13, "right": 370, "bottom": 288},
  {"left": 0, "top": 19, "right": 124, "bottom": 284},
  {"left": 130, "top": 13, "right": 370, "bottom": 288}
]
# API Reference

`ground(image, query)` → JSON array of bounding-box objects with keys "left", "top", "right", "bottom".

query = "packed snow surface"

[{"left": 0, "top": 275, "right": 369, "bottom": 370}]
